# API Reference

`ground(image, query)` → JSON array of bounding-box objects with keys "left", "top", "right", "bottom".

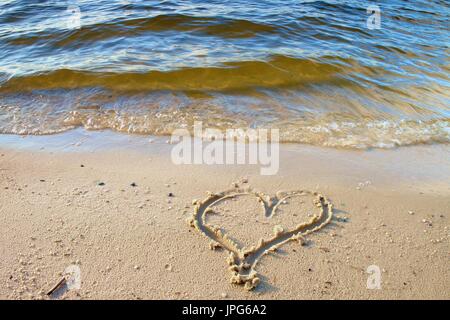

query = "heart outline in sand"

[{"left": 187, "top": 186, "right": 334, "bottom": 291}]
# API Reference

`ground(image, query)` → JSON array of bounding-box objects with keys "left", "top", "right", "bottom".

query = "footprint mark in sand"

[{"left": 187, "top": 186, "right": 334, "bottom": 291}]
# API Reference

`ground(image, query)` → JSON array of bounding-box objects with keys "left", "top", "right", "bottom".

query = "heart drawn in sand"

[{"left": 187, "top": 186, "right": 334, "bottom": 291}]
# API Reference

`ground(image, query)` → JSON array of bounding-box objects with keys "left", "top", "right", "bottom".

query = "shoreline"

[{"left": 0, "top": 130, "right": 449, "bottom": 299}]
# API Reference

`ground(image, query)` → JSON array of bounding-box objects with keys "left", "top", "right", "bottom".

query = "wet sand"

[{"left": 0, "top": 131, "right": 449, "bottom": 299}]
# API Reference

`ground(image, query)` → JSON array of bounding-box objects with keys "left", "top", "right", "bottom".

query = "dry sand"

[{"left": 0, "top": 131, "right": 449, "bottom": 299}]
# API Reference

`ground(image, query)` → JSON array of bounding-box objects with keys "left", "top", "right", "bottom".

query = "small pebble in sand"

[
  {"left": 130, "top": 182, "right": 137, "bottom": 187},
  {"left": 165, "top": 264, "right": 173, "bottom": 272},
  {"left": 98, "top": 182, "right": 105, "bottom": 186},
  {"left": 273, "top": 225, "right": 284, "bottom": 236},
  {"left": 168, "top": 192, "right": 174, "bottom": 197},
  {"left": 221, "top": 292, "right": 228, "bottom": 298},
  {"left": 409, "top": 211, "right": 414, "bottom": 215},
  {"left": 134, "top": 265, "right": 140, "bottom": 270},
  {"left": 80, "top": 164, "right": 84, "bottom": 167}
]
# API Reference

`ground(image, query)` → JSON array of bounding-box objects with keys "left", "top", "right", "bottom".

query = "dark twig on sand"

[{"left": 46, "top": 277, "right": 66, "bottom": 296}]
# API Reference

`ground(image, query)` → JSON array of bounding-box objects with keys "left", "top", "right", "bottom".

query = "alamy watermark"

[
  {"left": 170, "top": 122, "right": 280, "bottom": 175},
  {"left": 66, "top": 4, "right": 81, "bottom": 30},
  {"left": 366, "top": 265, "right": 382, "bottom": 289},
  {"left": 64, "top": 264, "right": 81, "bottom": 290},
  {"left": 366, "top": 5, "right": 381, "bottom": 30}
]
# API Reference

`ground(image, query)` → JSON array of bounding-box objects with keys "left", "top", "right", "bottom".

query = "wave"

[
  {"left": 1, "top": 100, "right": 448, "bottom": 149},
  {"left": 5, "top": 13, "right": 279, "bottom": 47},
  {"left": 0, "top": 55, "right": 352, "bottom": 92}
]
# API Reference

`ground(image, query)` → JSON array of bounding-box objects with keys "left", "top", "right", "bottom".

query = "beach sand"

[{"left": 0, "top": 131, "right": 449, "bottom": 299}]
